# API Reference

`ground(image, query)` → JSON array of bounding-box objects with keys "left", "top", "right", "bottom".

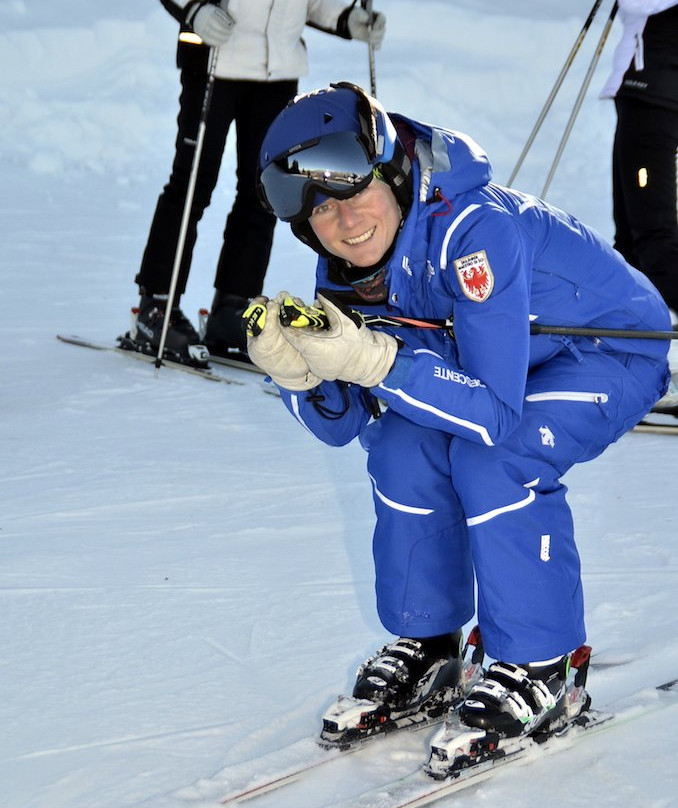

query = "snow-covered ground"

[{"left": 2, "top": 1, "right": 677, "bottom": 806}]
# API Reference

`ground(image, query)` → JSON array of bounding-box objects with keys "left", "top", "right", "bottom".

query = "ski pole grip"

[
  {"left": 243, "top": 301, "right": 268, "bottom": 337},
  {"left": 279, "top": 297, "right": 330, "bottom": 330}
]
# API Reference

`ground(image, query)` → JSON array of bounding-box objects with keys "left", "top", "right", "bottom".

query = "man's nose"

[{"left": 336, "top": 199, "right": 359, "bottom": 228}]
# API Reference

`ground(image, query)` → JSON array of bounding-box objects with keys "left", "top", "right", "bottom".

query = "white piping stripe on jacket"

[
  {"left": 439, "top": 204, "right": 481, "bottom": 270},
  {"left": 466, "top": 478, "right": 540, "bottom": 527},
  {"left": 369, "top": 474, "right": 434, "bottom": 515},
  {"left": 377, "top": 383, "right": 495, "bottom": 446},
  {"left": 290, "top": 393, "right": 314, "bottom": 434}
]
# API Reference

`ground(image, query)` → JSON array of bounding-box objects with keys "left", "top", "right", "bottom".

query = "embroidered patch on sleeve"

[{"left": 453, "top": 250, "right": 494, "bottom": 302}]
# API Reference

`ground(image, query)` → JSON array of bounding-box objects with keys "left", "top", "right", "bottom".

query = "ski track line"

[{"left": 2, "top": 720, "right": 246, "bottom": 762}]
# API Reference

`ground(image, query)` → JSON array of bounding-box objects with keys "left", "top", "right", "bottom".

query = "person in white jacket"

[
  {"left": 132, "top": 0, "right": 385, "bottom": 363},
  {"left": 600, "top": 0, "right": 678, "bottom": 320}
]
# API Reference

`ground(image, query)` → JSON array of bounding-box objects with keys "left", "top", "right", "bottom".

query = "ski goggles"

[{"left": 258, "top": 131, "right": 380, "bottom": 223}]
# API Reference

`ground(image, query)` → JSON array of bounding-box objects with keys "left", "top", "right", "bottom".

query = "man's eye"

[{"left": 312, "top": 202, "right": 332, "bottom": 216}]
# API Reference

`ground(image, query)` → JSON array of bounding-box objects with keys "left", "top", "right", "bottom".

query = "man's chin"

[{"left": 346, "top": 249, "right": 384, "bottom": 268}]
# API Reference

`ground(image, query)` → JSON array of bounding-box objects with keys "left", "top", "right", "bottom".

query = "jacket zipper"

[{"left": 525, "top": 391, "right": 609, "bottom": 404}]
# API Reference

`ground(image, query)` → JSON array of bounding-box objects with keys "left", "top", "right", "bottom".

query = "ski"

[
  {"left": 206, "top": 353, "right": 281, "bottom": 396},
  {"left": 208, "top": 736, "right": 358, "bottom": 805},
  {"left": 201, "top": 640, "right": 486, "bottom": 806},
  {"left": 329, "top": 677, "right": 678, "bottom": 808},
  {"left": 204, "top": 675, "right": 678, "bottom": 807},
  {"left": 213, "top": 686, "right": 478, "bottom": 804},
  {"left": 207, "top": 716, "right": 453, "bottom": 806},
  {"left": 640, "top": 391, "right": 678, "bottom": 433},
  {"left": 634, "top": 420, "right": 678, "bottom": 435},
  {"left": 56, "top": 334, "right": 244, "bottom": 386},
  {"left": 208, "top": 352, "right": 266, "bottom": 376},
  {"left": 633, "top": 410, "right": 678, "bottom": 435},
  {"left": 188, "top": 644, "right": 648, "bottom": 806}
]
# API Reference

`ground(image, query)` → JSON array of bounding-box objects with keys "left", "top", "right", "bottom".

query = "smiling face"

[{"left": 308, "top": 178, "right": 402, "bottom": 267}]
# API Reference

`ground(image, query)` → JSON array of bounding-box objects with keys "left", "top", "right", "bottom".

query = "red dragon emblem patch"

[{"left": 453, "top": 250, "right": 494, "bottom": 302}]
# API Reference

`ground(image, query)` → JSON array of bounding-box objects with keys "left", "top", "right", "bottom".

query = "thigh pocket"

[{"left": 521, "top": 388, "right": 619, "bottom": 465}]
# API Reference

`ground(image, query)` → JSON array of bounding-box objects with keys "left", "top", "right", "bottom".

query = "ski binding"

[{"left": 319, "top": 628, "right": 485, "bottom": 750}]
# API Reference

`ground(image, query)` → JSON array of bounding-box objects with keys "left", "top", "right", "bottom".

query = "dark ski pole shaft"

[
  {"left": 507, "top": 0, "right": 604, "bottom": 186},
  {"left": 155, "top": 47, "right": 219, "bottom": 372},
  {"left": 355, "top": 312, "right": 678, "bottom": 341},
  {"left": 541, "top": 1, "right": 619, "bottom": 198},
  {"left": 362, "top": 0, "right": 377, "bottom": 96},
  {"left": 284, "top": 297, "right": 677, "bottom": 340}
]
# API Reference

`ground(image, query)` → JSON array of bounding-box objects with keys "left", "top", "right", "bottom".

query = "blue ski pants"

[{"left": 361, "top": 349, "right": 669, "bottom": 662}]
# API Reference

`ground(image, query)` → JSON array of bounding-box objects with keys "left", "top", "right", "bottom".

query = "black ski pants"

[
  {"left": 136, "top": 73, "right": 297, "bottom": 300},
  {"left": 612, "top": 96, "right": 678, "bottom": 314}
]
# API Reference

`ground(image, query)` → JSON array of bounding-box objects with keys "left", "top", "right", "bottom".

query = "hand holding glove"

[
  {"left": 347, "top": 6, "right": 386, "bottom": 49},
  {"left": 185, "top": 0, "right": 235, "bottom": 47},
  {"left": 282, "top": 294, "right": 398, "bottom": 388},
  {"left": 244, "top": 293, "right": 322, "bottom": 391}
]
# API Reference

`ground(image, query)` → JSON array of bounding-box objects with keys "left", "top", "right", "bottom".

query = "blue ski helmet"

[{"left": 258, "top": 82, "right": 412, "bottom": 254}]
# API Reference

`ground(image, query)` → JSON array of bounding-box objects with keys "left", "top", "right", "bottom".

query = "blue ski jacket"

[{"left": 278, "top": 116, "right": 671, "bottom": 448}]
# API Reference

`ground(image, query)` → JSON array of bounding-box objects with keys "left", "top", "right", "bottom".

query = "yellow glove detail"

[
  {"left": 281, "top": 294, "right": 398, "bottom": 388},
  {"left": 245, "top": 294, "right": 322, "bottom": 391}
]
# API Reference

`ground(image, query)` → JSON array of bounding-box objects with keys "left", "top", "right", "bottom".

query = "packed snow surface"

[{"left": 2, "top": 1, "right": 677, "bottom": 806}]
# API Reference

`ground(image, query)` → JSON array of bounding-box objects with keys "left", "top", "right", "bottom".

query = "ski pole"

[
  {"left": 507, "top": 0, "right": 604, "bottom": 186},
  {"left": 354, "top": 314, "right": 678, "bottom": 341},
  {"left": 540, "top": 1, "right": 618, "bottom": 198},
  {"left": 155, "top": 46, "right": 219, "bottom": 372},
  {"left": 361, "top": 0, "right": 377, "bottom": 96},
  {"left": 277, "top": 297, "right": 677, "bottom": 341}
]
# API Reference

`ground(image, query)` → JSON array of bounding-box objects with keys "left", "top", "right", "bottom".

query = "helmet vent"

[{"left": 323, "top": 113, "right": 334, "bottom": 124}]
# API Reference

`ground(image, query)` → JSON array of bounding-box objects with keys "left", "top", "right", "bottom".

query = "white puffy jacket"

[
  {"left": 164, "top": 0, "right": 354, "bottom": 81},
  {"left": 600, "top": 0, "right": 678, "bottom": 97}
]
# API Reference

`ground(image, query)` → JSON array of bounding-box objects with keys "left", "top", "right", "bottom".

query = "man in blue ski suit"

[{"left": 250, "top": 83, "right": 670, "bottom": 740}]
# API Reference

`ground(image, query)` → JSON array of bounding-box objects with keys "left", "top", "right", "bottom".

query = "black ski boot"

[
  {"left": 123, "top": 294, "right": 207, "bottom": 366},
  {"left": 353, "top": 633, "right": 464, "bottom": 706},
  {"left": 459, "top": 656, "right": 571, "bottom": 738},
  {"left": 424, "top": 645, "right": 592, "bottom": 780},
  {"left": 320, "top": 630, "right": 473, "bottom": 748},
  {"left": 202, "top": 291, "right": 250, "bottom": 359}
]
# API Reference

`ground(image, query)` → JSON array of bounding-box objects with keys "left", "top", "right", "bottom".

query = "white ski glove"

[
  {"left": 244, "top": 293, "right": 322, "bottom": 392},
  {"left": 186, "top": 0, "right": 235, "bottom": 47},
  {"left": 282, "top": 294, "right": 398, "bottom": 388},
  {"left": 347, "top": 6, "right": 386, "bottom": 49}
]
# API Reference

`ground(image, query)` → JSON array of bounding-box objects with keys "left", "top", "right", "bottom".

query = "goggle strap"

[{"left": 331, "top": 81, "right": 378, "bottom": 161}]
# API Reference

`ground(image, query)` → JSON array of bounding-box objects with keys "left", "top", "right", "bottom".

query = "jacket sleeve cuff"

[{"left": 380, "top": 350, "right": 415, "bottom": 390}]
